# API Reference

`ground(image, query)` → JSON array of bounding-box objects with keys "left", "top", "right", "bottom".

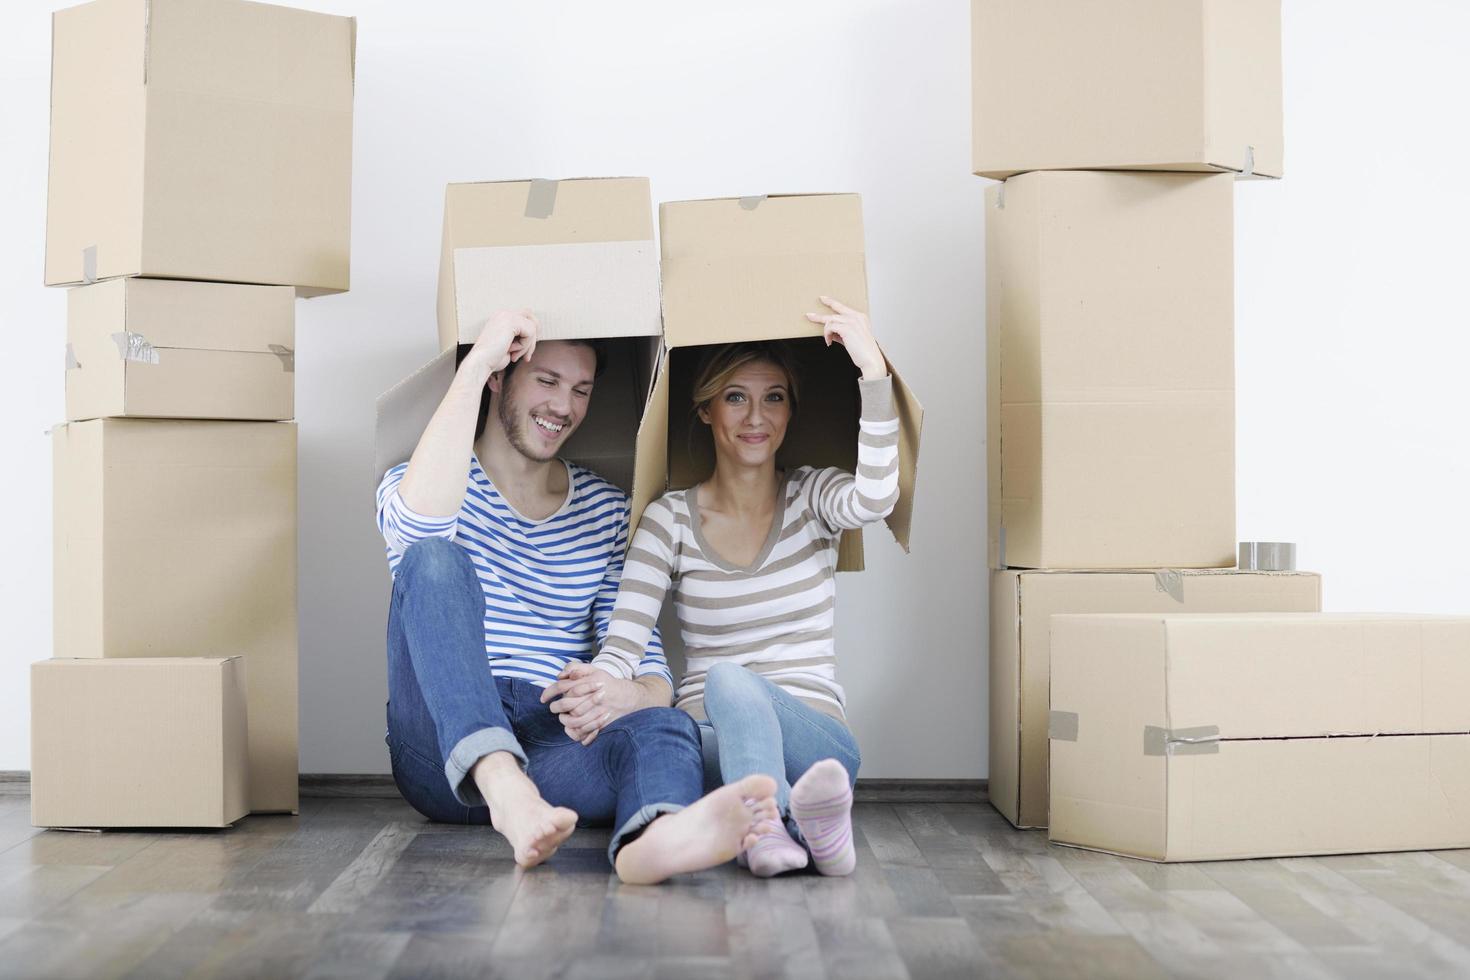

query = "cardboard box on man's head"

[
  {"left": 377, "top": 177, "right": 663, "bottom": 503},
  {"left": 971, "top": 0, "right": 1283, "bottom": 180},
  {"left": 374, "top": 339, "right": 660, "bottom": 501},
  {"left": 437, "top": 177, "right": 661, "bottom": 351},
  {"left": 646, "top": 194, "right": 924, "bottom": 572},
  {"left": 45, "top": 0, "right": 355, "bottom": 293}
]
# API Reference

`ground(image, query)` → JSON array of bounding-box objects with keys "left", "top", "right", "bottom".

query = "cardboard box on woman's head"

[{"left": 648, "top": 194, "right": 924, "bottom": 572}]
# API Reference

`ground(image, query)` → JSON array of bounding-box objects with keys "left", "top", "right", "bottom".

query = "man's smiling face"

[{"left": 491, "top": 340, "right": 597, "bottom": 462}]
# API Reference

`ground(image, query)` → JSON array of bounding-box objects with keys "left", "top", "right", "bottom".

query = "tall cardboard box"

[
  {"left": 653, "top": 194, "right": 924, "bottom": 571},
  {"left": 31, "top": 657, "right": 250, "bottom": 829},
  {"left": 986, "top": 171, "right": 1235, "bottom": 570},
  {"left": 66, "top": 278, "right": 295, "bottom": 421},
  {"left": 1049, "top": 613, "right": 1470, "bottom": 861},
  {"left": 437, "top": 177, "right": 661, "bottom": 351},
  {"left": 971, "top": 0, "right": 1283, "bottom": 179},
  {"left": 53, "top": 419, "right": 298, "bottom": 813},
  {"left": 989, "top": 569, "right": 1322, "bottom": 829},
  {"left": 45, "top": 0, "right": 355, "bottom": 293}
]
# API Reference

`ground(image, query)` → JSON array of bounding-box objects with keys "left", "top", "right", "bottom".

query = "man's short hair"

[{"left": 455, "top": 338, "right": 610, "bottom": 442}]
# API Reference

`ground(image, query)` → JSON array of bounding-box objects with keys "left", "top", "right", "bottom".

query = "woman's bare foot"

[
  {"left": 614, "top": 775, "right": 778, "bottom": 885},
  {"left": 473, "top": 752, "right": 577, "bottom": 868}
]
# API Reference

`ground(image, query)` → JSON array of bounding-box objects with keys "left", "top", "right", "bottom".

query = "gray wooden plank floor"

[{"left": 0, "top": 792, "right": 1466, "bottom": 979}]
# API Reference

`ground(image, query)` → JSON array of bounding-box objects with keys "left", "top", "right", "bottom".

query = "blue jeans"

[
  {"left": 385, "top": 537, "right": 704, "bottom": 865},
  {"left": 698, "top": 661, "right": 861, "bottom": 844}
]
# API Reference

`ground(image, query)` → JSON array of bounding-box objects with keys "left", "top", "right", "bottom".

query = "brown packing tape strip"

[
  {"left": 268, "top": 344, "right": 296, "bottom": 372},
  {"left": 1143, "top": 725, "right": 1219, "bottom": 757},
  {"left": 1153, "top": 570, "right": 1185, "bottom": 603},
  {"left": 1048, "top": 711, "right": 1079, "bottom": 742},
  {"left": 524, "top": 179, "right": 559, "bottom": 219}
]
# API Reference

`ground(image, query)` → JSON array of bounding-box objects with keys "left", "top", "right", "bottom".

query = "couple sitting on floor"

[{"left": 375, "top": 298, "right": 900, "bottom": 883}]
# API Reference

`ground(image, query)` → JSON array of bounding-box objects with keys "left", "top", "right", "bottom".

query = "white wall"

[{"left": 2, "top": 0, "right": 1466, "bottom": 778}]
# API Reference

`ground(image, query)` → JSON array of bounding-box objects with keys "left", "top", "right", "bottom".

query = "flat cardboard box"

[
  {"left": 45, "top": 0, "right": 355, "bottom": 293},
  {"left": 437, "top": 177, "right": 662, "bottom": 351},
  {"left": 650, "top": 194, "right": 925, "bottom": 572},
  {"left": 66, "top": 278, "right": 295, "bottom": 421},
  {"left": 972, "top": 0, "right": 1283, "bottom": 179},
  {"left": 986, "top": 171, "right": 1235, "bottom": 570},
  {"left": 52, "top": 419, "right": 298, "bottom": 813},
  {"left": 989, "top": 569, "right": 1322, "bottom": 829},
  {"left": 31, "top": 657, "right": 249, "bottom": 829},
  {"left": 1049, "top": 613, "right": 1470, "bottom": 861}
]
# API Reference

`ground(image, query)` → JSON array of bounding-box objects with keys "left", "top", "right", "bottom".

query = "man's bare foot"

[
  {"left": 473, "top": 752, "right": 577, "bottom": 868},
  {"left": 613, "top": 774, "right": 779, "bottom": 885}
]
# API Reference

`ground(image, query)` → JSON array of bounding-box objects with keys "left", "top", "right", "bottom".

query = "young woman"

[{"left": 581, "top": 296, "right": 901, "bottom": 877}]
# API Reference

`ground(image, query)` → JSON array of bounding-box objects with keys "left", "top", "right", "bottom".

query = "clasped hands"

[{"left": 539, "top": 662, "right": 646, "bottom": 746}]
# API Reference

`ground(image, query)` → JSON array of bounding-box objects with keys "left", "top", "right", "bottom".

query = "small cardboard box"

[
  {"left": 987, "top": 171, "right": 1235, "bottom": 570},
  {"left": 45, "top": 0, "right": 355, "bottom": 293},
  {"left": 66, "top": 278, "right": 295, "bottom": 422},
  {"left": 1049, "top": 613, "right": 1470, "bottom": 861},
  {"left": 989, "top": 569, "right": 1322, "bottom": 829},
  {"left": 379, "top": 176, "right": 665, "bottom": 500},
  {"left": 649, "top": 193, "right": 924, "bottom": 572},
  {"left": 31, "top": 657, "right": 249, "bottom": 829},
  {"left": 971, "top": 0, "right": 1283, "bottom": 179},
  {"left": 437, "top": 177, "right": 662, "bottom": 351},
  {"left": 52, "top": 419, "right": 298, "bottom": 814}
]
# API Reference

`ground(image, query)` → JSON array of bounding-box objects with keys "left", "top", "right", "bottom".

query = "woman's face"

[{"left": 698, "top": 359, "right": 792, "bottom": 471}]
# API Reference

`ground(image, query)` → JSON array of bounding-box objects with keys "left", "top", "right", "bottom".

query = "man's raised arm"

[{"left": 397, "top": 311, "right": 539, "bottom": 516}]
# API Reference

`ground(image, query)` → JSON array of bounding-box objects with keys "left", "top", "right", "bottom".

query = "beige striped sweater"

[{"left": 593, "top": 376, "right": 901, "bottom": 721}]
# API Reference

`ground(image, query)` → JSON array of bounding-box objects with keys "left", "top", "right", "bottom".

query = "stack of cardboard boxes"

[
  {"left": 976, "top": 0, "right": 1470, "bottom": 859},
  {"left": 378, "top": 182, "right": 924, "bottom": 585},
  {"left": 32, "top": 0, "right": 355, "bottom": 828}
]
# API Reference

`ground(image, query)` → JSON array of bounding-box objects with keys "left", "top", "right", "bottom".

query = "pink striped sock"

[
  {"left": 744, "top": 821, "right": 809, "bottom": 877},
  {"left": 790, "top": 759, "right": 856, "bottom": 877}
]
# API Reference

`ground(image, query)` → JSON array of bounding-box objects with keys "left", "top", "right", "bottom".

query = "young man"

[{"left": 375, "top": 310, "right": 777, "bottom": 882}]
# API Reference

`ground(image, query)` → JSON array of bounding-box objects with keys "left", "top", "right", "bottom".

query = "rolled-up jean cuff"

[
  {"left": 446, "top": 727, "right": 527, "bottom": 807},
  {"left": 607, "top": 802, "right": 685, "bottom": 867}
]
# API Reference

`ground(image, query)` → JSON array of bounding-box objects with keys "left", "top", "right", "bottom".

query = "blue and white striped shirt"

[{"left": 376, "top": 457, "right": 669, "bottom": 688}]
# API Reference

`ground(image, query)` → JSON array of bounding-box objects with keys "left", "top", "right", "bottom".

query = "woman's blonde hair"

[{"left": 690, "top": 341, "right": 801, "bottom": 418}]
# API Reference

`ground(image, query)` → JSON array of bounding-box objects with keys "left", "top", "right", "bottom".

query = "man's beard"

[{"left": 497, "top": 389, "right": 558, "bottom": 462}]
